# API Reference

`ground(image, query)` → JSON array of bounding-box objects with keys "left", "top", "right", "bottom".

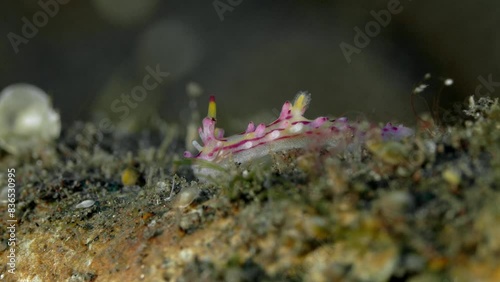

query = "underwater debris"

[
  {"left": 184, "top": 92, "right": 413, "bottom": 179},
  {"left": 121, "top": 165, "right": 145, "bottom": 187},
  {"left": 75, "top": 199, "right": 96, "bottom": 209},
  {"left": 0, "top": 83, "right": 61, "bottom": 154}
]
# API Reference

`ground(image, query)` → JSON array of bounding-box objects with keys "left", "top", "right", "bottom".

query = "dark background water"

[{"left": 1, "top": 0, "right": 499, "bottom": 131}]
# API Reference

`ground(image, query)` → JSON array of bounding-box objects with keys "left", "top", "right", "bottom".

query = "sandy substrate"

[{"left": 1, "top": 97, "right": 499, "bottom": 281}]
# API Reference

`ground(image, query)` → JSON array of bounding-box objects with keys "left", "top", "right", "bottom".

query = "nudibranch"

[{"left": 184, "top": 92, "right": 413, "bottom": 178}]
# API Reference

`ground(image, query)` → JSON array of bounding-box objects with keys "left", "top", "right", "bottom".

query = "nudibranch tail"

[
  {"left": 381, "top": 123, "right": 414, "bottom": 141},
  {"left": 184, "top": 92, "right": 414, "bottom": 179}
]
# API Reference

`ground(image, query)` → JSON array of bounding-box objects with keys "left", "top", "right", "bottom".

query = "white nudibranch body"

[{"left": 184, "top": 92, "right": 413, "bottom": 179}]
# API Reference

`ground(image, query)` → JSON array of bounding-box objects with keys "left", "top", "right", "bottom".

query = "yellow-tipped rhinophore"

[
  {"left": 208, "top": 95, "right": 217, "bottom": 119},
  {"left": 292, "top": 92, "right": 311, "bottom": 114}
]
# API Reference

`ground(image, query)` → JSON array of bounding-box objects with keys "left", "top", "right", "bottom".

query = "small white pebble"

[
  {"left": 424, "top": 140, "right": 437, "bottom": 154},
  {"left": 179, "top": 249, "right": 194, "bottom": 263},
  {"left": 75, "top": 200, "right": 95, "bottom": 209},
  {"left": 444, "top": 78, "right": 454, "bottom": 86},
  {"left": 174, "top": 187, "right": 199, "bottom": 208},
  {"left": 155, "top": 181, "right": 169, "bottom": 193},
  {"left": 148, "top": 219, "right": 157, "bottom": 228}
]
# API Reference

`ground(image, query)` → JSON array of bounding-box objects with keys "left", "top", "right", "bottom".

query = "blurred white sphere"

[{"left": 0, "top": 83, "right": 61, "bottom": 154}]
